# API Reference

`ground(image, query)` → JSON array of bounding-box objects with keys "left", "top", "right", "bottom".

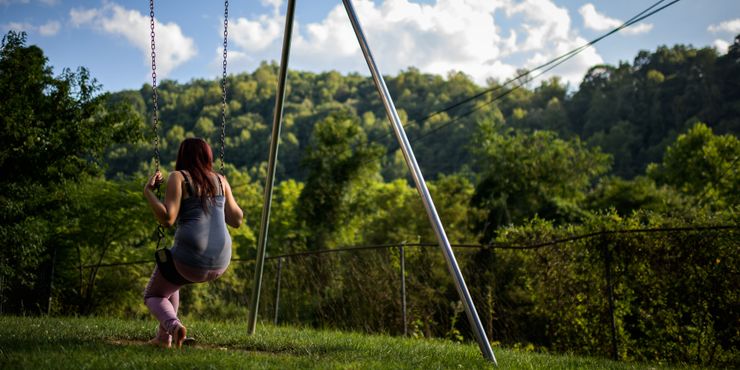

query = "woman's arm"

[
  {"left": 219, "top": 174, "right": 243, "bottom": 228},
  {"left": 144, "top": 171, "right": 183, "bottom": 227}
]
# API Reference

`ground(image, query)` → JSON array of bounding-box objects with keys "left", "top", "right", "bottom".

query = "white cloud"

[
  {"left": 507, "top": 0, "right": 572, "bottom": 51},
  {"left": 3, "top": 21, "right": 33, "bottom": 32},
  {"left": 221, "top": 0, "right": 606, "bottom": 87},
  {"left": 261, "top": 0, "right": 282, "bottom": 11},
  {"left": 69, "top": 3, "right": 196, "bottom": 78},
  {"left": 0, "top": 0, "right": 31, "bottom": 5},
  {"left": 708, "top": 18, "right": 740, "bottom": 34},
  {"left": 579, "top": 3, "right": 652, "bottom": 35},
  {"left": 2, "top": 20, "right": 59, "bottom": 37},
  {"left": 38, "top": 20, "right": 60, "bottom": 36},
  {"left": 69, "top": 8, "right": 97, "bottom": 27},
  {"left": 0, "top": 0, "right": 56, "bottom": 5},
  {"left": 713, "top": 39, "right": 730, "bottom": 54},
  {"left": 292, "top": 0, "right": 515, "bottom": 83},
  {"left": 524, "top": 34, "right": 603, "bottom": 85},
  {"left": 230, "top": 15, "right": 283, "bottom": 52}
]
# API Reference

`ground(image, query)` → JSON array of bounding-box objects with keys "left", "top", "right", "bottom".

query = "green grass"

[{"left": 0, "top": 316, "right": 699, "bottom": 369}]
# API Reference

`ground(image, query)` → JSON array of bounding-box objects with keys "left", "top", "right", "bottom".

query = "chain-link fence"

[
  {"left": 253, "top": 226, "right": 739, "bottom": 364},
  {"left": 68, "top": 225, "right": 739, "bottom": 365}
]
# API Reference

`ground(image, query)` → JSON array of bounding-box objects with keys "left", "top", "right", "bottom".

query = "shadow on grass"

[{"left": 105, "top": 337, "right": 354, "bottom": 357}]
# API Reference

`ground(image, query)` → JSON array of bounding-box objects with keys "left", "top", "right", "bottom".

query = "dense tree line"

[
  {"left": 105, "top": 36, "right": 740, "bottom": 181},
  {"left": 1, "top": 31, "right": 738, "bottom": 366}
]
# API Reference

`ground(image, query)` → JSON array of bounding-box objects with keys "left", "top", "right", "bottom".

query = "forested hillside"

[
  {"left": 106, "top": 36, "right": 740, "bottom": 181},
  {"left": 2, "top": 30, "right": 738, "bottom": 366}
]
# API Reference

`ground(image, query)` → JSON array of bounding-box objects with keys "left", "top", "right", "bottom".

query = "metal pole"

[
  {"left": 399, "top": 245, "right": 407, "bottom": 336},
  {"left": 341, "top": 0, "right": 496, "bottom": 364},
  {"left": 603, "top": 238, "right": 619, "bottom": 360},
  {"left": 0, "top": 274, "right": 4, "bottom": 314},
  {"left": 247, "top": 0, "right": 296, "bottom": 335},
  {"left": 273, "top": 257, "right": 283, "bottom": 325},
  {"left": 47, "top": 246, "right": 57, "bottom": 315}
]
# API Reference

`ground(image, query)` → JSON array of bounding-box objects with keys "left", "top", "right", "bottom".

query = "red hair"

[{"left": 175, "top": 138, "right": 218, "bottom": 211}]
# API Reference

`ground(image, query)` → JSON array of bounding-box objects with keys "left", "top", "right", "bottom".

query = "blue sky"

[{"left": 2, "top": 0, "right": 739, "bottom": 92}]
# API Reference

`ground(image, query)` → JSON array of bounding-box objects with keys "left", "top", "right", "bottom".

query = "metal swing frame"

[{"left": 246, "top": 0, "right": 497, "bottom": 364}]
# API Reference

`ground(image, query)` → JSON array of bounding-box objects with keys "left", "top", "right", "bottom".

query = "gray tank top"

[{"left": 171, "top": 172, "right": 232, "bottom": 269}]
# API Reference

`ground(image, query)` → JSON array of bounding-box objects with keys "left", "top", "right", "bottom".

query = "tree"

[
  {"left": 585, "top": 176, "right": 685, "bottom": 216},
  {"left": 0, "top": 31, "right": 139, "bottom": 314},
  {"left": 470, "top": 123, "right": 611, "bottom": 242},
  {"left": 52, "top": 178, "right": 151, "bottom": 315},
  {"left": 647, "top": 122, "right": 740, "bottom": 208},
  {"left": 297, "top": 112, "right": 384, "bottom": 250}
]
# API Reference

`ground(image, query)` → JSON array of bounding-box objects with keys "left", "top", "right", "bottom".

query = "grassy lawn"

[{"left": 0, "top": 316, "right": 697, "bottom": 369}]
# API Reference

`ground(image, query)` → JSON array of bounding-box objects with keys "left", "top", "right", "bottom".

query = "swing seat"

[{"left": 155, "top": 249, "right": 193, "bottom": 285}]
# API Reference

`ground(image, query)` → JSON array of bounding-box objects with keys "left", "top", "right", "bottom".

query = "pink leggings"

[{"left": 143, "top": 260, "right": 227, "bottom": 342}]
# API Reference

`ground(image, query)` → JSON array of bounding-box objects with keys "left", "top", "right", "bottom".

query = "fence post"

[
  {"left": 602, "top": 236, "right": 618, "bottom": 360},
  {"left": 274, "top": 257, "right": 283, "bottom": 325},
  {"left": 47, "top": 245, "right": 57, "bottom": 315},
  {"left": 399, "top": 245, "right": 407, "bottom": 336}
]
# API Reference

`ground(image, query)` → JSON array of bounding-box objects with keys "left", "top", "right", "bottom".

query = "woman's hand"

[
  {"left": 145, "top": 171, "right": 164, "bottom": 193},
  {"left": 220, "top": 174, "right": 244, "bottom": 228},
  {"left": 144, "top": 171, "right": 183, "bottom": 227}
]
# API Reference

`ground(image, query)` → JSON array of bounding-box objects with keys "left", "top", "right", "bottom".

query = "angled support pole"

[
  {"left": 248, "top": 0, "right": 497, "bottom": 364},
  {"left": 342, "top": 0, "right": 497, "bottom": 364},
  {"left": 247, "top": 0, "right": 296, "bottom": 335}
]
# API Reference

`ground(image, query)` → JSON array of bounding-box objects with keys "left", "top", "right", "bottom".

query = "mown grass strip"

[{"left": 0, "top": 316, "right": 698, "bottom": 369}]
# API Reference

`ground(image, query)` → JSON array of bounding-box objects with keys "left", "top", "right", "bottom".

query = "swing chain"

[
  {"left": 219, "top": 0, "right": 229, "bottom": 174},
  {"left": 150, "top": 0, "right": 165, "bottom": 249},
  {"left": 149, "top": 0, "right": 160, "bottom": 175}
]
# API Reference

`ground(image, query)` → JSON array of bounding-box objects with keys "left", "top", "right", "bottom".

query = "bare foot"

[
  {"left": 172, "top": 324, "right": 187, "bottom": 349},
  {"left": 147, "top": 337, "right": 171, "bottom": 348}
]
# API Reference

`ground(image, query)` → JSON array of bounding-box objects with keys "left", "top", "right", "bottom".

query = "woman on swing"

[{"left": 143, "top": 138, "right": 243, "bottom": 348}]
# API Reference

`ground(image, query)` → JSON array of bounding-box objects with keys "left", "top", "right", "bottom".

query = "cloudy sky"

[{"left": 2, "top": 0, "right": 739, "bottom": 92}]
